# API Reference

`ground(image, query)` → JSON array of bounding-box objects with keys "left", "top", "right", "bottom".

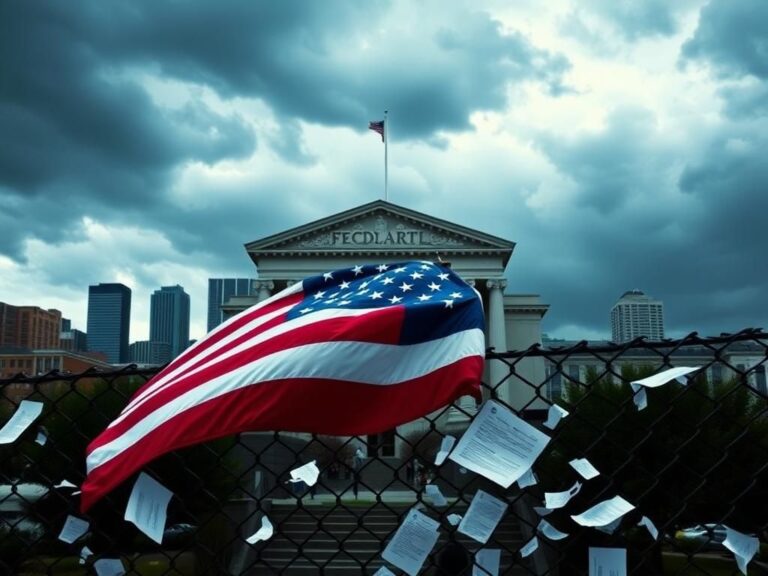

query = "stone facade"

[{"left": 222, "top": 200, "right": 549, "bottom": 456}]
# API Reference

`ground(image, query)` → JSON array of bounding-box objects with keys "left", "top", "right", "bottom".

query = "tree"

[{"left": 536, "top": 364, "right": 768, "bottom": 572}]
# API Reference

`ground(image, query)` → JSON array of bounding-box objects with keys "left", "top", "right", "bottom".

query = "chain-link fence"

[{"left": 1, "top": 329, "right": 766, "bottom": 575}]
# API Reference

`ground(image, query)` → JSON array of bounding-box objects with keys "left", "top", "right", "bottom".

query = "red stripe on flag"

[
  {"left": 91, "top": 307, "right": 406, "bottom": 445},
  {"left": 80, "top": 355, "right": 482, "bottom": 512}
]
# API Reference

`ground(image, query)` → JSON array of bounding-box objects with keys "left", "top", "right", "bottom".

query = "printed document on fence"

[
  {"left": 544, "top": 481, "right": 582, "bottom": 510},
  {"left": 0, "top": 400, "right": 43, "bottom": 444},
  {"left": 449, "top": 400, "right": 550, "bottom": 487},
  {"left": 569, "top": 458, "right": 600, "bottom": 480},
  {"left": 58, "top": 515, "right": 90, "bottom": 544},
  {"left": 124, "top": 472, "right": 172, "bottom": 544},
  {"left": 382, "top": 509, "right": 440, "bottom": 576},
  {"left": 723, "top": 526, "right": 759, "bottom": 575},
  {"left": 435, "top": 435, "right": 456, "bottom": 466},
  {"left": 589, "top": 547, "right": 626, "bottom": 576},
  {"left": 458, "top": 489, "right": 508, "bottom": 544},
  {"left": 473, "top": 548, "right": 501, "bottom": 576},
  {"left": 289, "top": 460, "right": 320, "bottom": 486},
  {"left": 247, "top": 516, "right": 274, "bottom": 544},
  {"left": 571, "top": 496, "right": 634, "bottom": 527}
]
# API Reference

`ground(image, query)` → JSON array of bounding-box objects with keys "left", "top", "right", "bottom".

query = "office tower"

[
  {"left": 0, "top": 302, "right": 61, "bottom": 349},
  {"left": 611, "top": 289, "right": 665, "bottom": 343},
  {"left": 129, "top": 340, "right": 172, "bottom": 365},
  {"left": 60, "top": 329, "right": 87, "bottom": 353},
  {"left": 61, "top": 318, "right": 72, "bottom": 332},
  {"left": 150, "top": 285, "right": 190, "bottom": 362},
  {"left": 87, "top": 283, "right": 131, "bottom": 363},
  {"left": 207, "top": 278, "right": 254, "bottom": 332}
]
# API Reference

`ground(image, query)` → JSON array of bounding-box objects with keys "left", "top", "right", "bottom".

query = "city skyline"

[
  {"left": 1, "top": 2, "right": 766, "bottom": 342},
  {"left": 87, "top": 283, "right": 132, "bottom": 364},
  {"left": 150, "top": 284, "right": 190, "bottom": 362}
]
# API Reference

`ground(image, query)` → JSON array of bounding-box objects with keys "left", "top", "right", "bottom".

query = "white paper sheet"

[
  {"left": 630, "top": 386, "right": 648, "bottom": 411},
  {"left": 534, "top": 506, "right": 553, "bottom": 517},
  {"left": 473, "top": 548, "right": 501, "bottom": 576},
  {"left": 458, "top": 490, "right": 508, "bottom": 544},
  {"left": 723, "top": 526, "right": 759, "bottom": 575},
  {"left": 0, "top": 400, "right": 44, "bottom": 444},
  {"left": 79, "top": 545, "right": 93, "bottom": 564},
  {"left": 382, "top": 509, "right": 440, "bottom": 576},
  {"left": 425, "top": 484, "right": 447, "bottom": 507},
  {"left": 449, "top": 400, "right": 551, "bottom": 488},
  {"left": 589, "top": 547, "right": 627, "bottom": 576},
  {"left": 289, "top": 460, "right": 320, "bottom": 486},
  {"left": 544, "top": 481, "right": 582, "bottom": 510},
  {"left": 632, "top": 366, "right": 699, "bottom": 388},
  {"left": 569, "top": 458, "right": 600, "bottom": 480},
  {"left": 124, "top": 472, "right": 173, "bottom": 544},
  {"left": 58, "top": 514, "right": 90, "bottom": 544},
  {"left": 637, "top": 516, "right": 658, "bottom": 540},
  {"left": 517, "top": 468, "right": 537, "bottom": 488},
  {"left": 543, "top": 404, "right": 569, "bottom": 430},
  {"left": 35, "top": 428, "right": 47, "bottom": 446},
  {"left": 54, "top": 479, "right": 77, "bottom": 489},
  {"left": 520, "top": 536, "right": 539, "bottom": 558},
  {"left": 93, "top": 558, "right": 125, "bottom": 576},
  {"left": 595, "top": 517, "right": 622, "bottom": 535},
  {"left": 246, "top": 515, "right": 274, "bottom": 544},
  {"left": 630, "top": 367, "right": 698, "bottom": 411},
  {"left": 373, "top": 567, "right": 396, "bottom": 576},
  {"left": 435, "top": 435, "right": 456, "bottom": 466},
  {"left": 538, "top": 519, "right": 569, "bottom": 541},
  {"left": 447, "top": 514, "right": 463, "bottom": 526},
  {"left": 571, "top": 496, "right": 634, "bottom": 528}
]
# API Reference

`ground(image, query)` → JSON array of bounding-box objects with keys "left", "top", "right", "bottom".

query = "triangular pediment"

[{"left": 245, "top": 201, "right": 514, "bottom": 263}]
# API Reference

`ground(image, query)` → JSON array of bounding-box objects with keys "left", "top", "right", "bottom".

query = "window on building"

[
  {"left": 547, "top": 370, "right": 563, "bottom": 399},
  {"left": 366, "top": 429, "right": 396, "bottom": 457}
]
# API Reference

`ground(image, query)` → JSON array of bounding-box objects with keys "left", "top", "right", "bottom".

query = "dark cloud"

[
  {"left": 84, "top": 2, "right": 569, "bottom": 138},
  {"left": 0, "top": 0, "right": 567, "bottom": 263},
  {"left": 522, "top": 104, "right": 768, "bottom": 338},
  {"left": 533, "top": 107, "right": 671, "bottom": 214},
  {"left": 682, "top": 0, "right": 768, "bottom": 79},
  {"left": 719, "top": 82, "right": 768, "bottom": 119},
  {"left": 569, "top": 0, "right": 697, "bottom": 41},
  {"left": 0, "top": 1, "right": 253, "bottom": 258}
]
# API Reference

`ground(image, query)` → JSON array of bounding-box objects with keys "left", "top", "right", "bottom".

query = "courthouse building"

[{"left": 220, "top": 200, "right": 549, "bottom": 457}]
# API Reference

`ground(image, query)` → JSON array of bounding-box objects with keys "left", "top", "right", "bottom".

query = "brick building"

[{"left": 0, "top": 302, "right": 61, "bottom": 349}]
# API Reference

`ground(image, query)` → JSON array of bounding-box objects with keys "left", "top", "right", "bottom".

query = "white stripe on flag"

[
  {"left": 87, "top": 328, "right": 484, "bottom": 473},
  {"left": 166, "top": 281, "right": 305, "bottom": 368},
  {"left": 113, "top": 304, "right": 390, "bottom": 427}
]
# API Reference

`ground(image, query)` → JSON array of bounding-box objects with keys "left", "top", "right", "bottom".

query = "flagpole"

[{"left": 384, "top": 110, "right": 388, "bottom": 202}]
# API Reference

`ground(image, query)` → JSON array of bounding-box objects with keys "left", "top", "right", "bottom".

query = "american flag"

[
  {"left": 80, "top": 261, "right": 484, "bottom": 511},
  {"left": 369, "top": 119, "right": 385, "bottom": 141}
]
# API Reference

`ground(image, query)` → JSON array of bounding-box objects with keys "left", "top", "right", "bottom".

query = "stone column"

[
  {"left": 255, "top": 280, "right": 274, "bottom": 302},
  {"left": 486, "top": 278, "right": 508, "bottom": 403}
]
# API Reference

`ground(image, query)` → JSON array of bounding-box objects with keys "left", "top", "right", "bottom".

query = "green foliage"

[{"left": 539, "top": 364, "right": 768, "bottom": 533}]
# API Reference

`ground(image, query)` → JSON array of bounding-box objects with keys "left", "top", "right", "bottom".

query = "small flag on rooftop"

[{"left": 369, "top": 120, "right": 385, "bottom": 141}]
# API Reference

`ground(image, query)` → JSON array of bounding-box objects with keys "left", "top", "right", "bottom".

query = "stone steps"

[{"left": 244, "top": 502, "right": 532, "bottom": 575}]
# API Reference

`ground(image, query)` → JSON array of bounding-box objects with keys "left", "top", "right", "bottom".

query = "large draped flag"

[{"left": 81, "top": 261, "right": 485, "bottom": 511}]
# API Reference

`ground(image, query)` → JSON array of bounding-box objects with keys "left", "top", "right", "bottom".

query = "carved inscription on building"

[{"left": 297, "top": 216, "right": 466, "bottom": 248}]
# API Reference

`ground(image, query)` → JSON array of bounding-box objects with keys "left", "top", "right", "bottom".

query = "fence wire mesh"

[{"left": 1, "top": 329, "right": 766, "bottom": 575}]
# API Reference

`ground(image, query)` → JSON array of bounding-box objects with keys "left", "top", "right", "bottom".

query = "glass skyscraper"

[
  {"left": 150, "top": 285, "right": 190, "bottom": 363},
  {"left": 610, "top": 289, "right": 665, "bottom": 343},
  {"left": 87, "top": 283, "right": 131, "bottom": 363},
  {"left": 207, "top": 278, "right": 254, "bottom": 332}
]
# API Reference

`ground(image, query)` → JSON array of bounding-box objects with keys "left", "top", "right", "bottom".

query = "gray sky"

[{"left": 1, "top": 0, "right": 766, "bottom": 344}]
